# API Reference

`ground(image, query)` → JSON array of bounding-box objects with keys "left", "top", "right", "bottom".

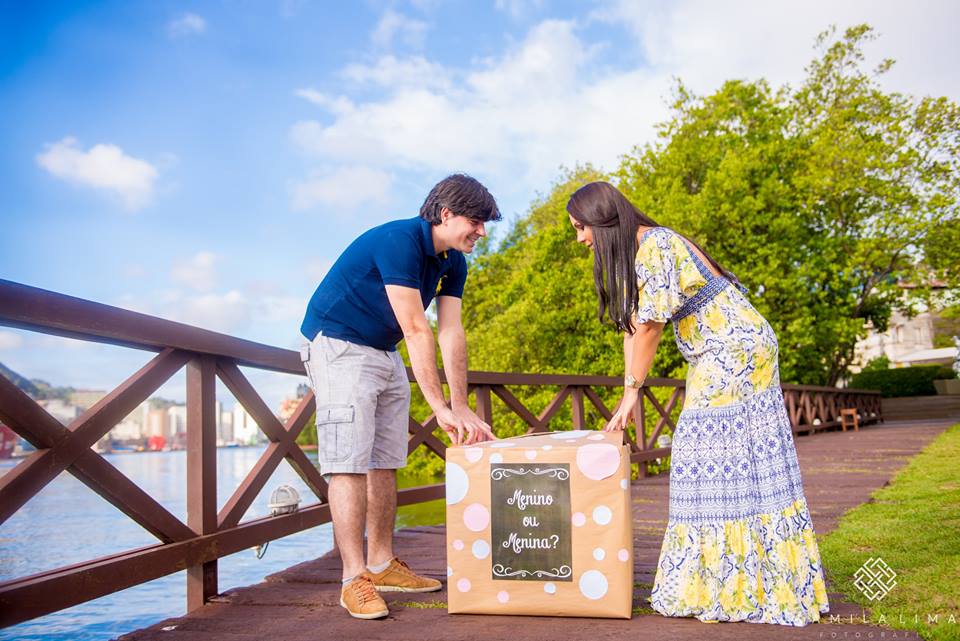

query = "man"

[{"left": 299, "top": 174, "right": 500, "bottom": 620}]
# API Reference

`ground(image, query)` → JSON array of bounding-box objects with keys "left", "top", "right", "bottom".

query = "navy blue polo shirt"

[{"left": 300, "top": 217, "right": 468, "bottom": 351}]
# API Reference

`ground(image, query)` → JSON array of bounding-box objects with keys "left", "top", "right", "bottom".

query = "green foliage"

[
  {"left": 295, "top": 414, "right": 316, "bottom": 447},
  {"left": 616, "top": 24, "right": 960, "bottom": 385},
  {"left": 818, "top": 423, "right": 960, "bottom": 640},
  {"left": 861, "top": 356, "right": 891, "bottom": 373},
  {"left": 850, "top": 365, "right": 956, "bottom": 397}
]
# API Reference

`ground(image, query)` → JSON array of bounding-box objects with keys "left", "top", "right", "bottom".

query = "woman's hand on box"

[{"left": 605, "top": 387, "right": 640, "bottom": 431}]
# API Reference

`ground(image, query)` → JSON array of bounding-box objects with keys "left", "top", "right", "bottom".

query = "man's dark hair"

[{"left": 419, "top": 174, "right": 501, "bottom": 225}]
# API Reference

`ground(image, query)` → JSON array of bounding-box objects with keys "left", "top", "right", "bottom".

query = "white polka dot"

[
  {"left": 617, "top": 549, "right": 629, "bottom": 562},
  {"left": 472, "top": 539, "right": 490, "bottom": 559},
  {"left": 447, "top": 566, "right": 454, "bottom": 576},
  {"left": 541, "top": 445, "right": 553, "bottom": 451},
  {"left": 593, "top": 548, "right": 605, "bottom": 561},
  {"left": 572, "top": 512, "right": 586, "bottom": 527},
  {"left": 575, "top": 443, "right": 621, "bottom": 480},
  {"left": 497, "top": 590, "right": 510, "bottom": 604},
  {"left": 446, "top": 462, "right": 469, "bottom": 505},
  {"left": 525, "top": 450, "right": 537, "bottom": 460},
  {"left": 579, "top": 570, "right": 608, "bottom": 600},
  {"left": 620, "top": 478, "right": 629, "bottom": 490},
  {"left": 464, "top": 503, "right": 490, "bottom": 532},
  {"left": 550, "top": 430, "right": 592, "bottom": 440},
  {"left": 588, "top": 434, "right": 605, "bottom": 441},
  {"left": 453, "top": 539, "right": 464, "bottom": 551},
  {"left": 593, "top": 505, "right": 612, "bottom": 525},
  {"left": 544, "top": 582, "right": 557, "bottom": 595},
  {"left": 465, "top": 448, "right": 483, "bottom": 463},
  {"left": 490, "top": 441, "right": 516, "bottom": 448},
  {"left": 489, "top": 453, "right": 503, "bottom": 464},
  {"left": 457, "top": 578, "right": 472, "bottom": 593}
]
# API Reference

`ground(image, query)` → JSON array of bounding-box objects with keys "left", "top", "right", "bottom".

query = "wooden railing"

[{"left": 0, "top": 279, "right": 881, "bottom": 627}]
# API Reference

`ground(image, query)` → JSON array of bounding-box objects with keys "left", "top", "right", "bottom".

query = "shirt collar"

[{"left": 419, "top": 216, "right": 446, "bottom": 260}]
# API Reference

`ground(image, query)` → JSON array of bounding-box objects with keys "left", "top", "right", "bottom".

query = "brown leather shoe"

[
  {"left": 368, "top": 557, "right": 442, "bottom": 593},
  {"left": 339, "top": 574, "right": 389, "bottom": 619}
]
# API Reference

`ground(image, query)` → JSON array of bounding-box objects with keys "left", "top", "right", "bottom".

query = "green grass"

[{"left": 819, "top": 423, "right": 960, "bottom": 641}]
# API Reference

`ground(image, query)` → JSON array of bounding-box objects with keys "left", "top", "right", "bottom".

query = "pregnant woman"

[{"left": 566, "top": 181, "right": 829, "bottom": 626}]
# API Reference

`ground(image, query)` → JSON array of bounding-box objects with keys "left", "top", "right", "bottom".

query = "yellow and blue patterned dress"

[{"left": 638, "top": 228, "right": 829, "bottom": 626}]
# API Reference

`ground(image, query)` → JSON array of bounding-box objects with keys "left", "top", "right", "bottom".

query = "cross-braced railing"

[{"left": 0, "top": 279, "right": 881, "bottom": 628}]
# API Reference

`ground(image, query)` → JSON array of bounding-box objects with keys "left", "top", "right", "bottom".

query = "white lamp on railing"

[
  {"left": 655, "top": 434, "right": 672, "bottom": 466},
  {"left": 254, "top": 485, "right": 302, "bottom": 559},
  {"left": 269, "top": 485, "right": 301, "bottom": 516}
]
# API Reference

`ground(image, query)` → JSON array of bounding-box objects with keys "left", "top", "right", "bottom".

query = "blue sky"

[{"left": 1, "top": 0, "right": 958, "bottom": 408}]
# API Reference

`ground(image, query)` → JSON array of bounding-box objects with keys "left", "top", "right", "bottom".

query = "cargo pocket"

[{"left": 316, "top": 405, "right": 355, "bottom": 463}]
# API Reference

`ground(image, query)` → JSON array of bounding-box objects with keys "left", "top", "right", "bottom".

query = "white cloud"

[
  {"left": 36, "top": 137, "right": 159, "bottom": 212},
  {"left": 289, "top": 20, "right": 666, "bottom": 189},
  {"left": 38, "top": 335, "right": 92, "bottom": 350},
  {"left": 294, "top": 89, "right": 355, "bottom": 114},
  {"left": 341, "top": 55, "right": 451, "bottom": 91},
  {"left": 175, "top": 290, "right": 251, "bottom": 334},
  {"left": 0, "top": 331, "right": 24, "bottom": 350},
  {"left": 168, "top": 13, "right": 206, "bottom": 37},
  {"left": 288, "top": 4, "right": 960, "bottom": 213},
  {"left": 592, "top": 0, "right": 960, "bottom": 100},
  {"left": 171, "top": 251, "right": 219, "bottom": 292},
  {"left": 290, "top": 166, "right": 393, "bottom": 212},
  {"left": 495, "top": 0, "right": 545, "bottom": 19},
  {"left": 371, "top": 9, "right": 428, "bottom": 50}
]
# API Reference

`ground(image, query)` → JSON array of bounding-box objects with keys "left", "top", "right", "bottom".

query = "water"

[{"left": 0, "top": 447, "right": 444, "bottom": 640}]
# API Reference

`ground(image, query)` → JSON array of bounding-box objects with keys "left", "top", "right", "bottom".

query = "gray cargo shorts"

[{"left": 300, "top": 333, "right": 411, "bottom": 477}]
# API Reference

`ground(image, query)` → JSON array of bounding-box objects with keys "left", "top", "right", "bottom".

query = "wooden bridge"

[{"left": 0, "top": 278, "right": 904, "bottom": 638}]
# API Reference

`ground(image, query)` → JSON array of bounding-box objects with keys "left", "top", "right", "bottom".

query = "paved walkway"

[{"left": 120, "top": 417, "right": 956, "bottom": 641}]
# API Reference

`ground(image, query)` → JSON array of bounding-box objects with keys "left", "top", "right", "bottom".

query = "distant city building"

[
  {"left": 68, "top": 390, "right": 107, "bottom": 411},
  {"left": 218, "top": 409, "right": 234, "bottom": 446},
  {"left": 854, "top": 308, "right": 959, "bottom": 371},
  {"left": 232, "top": 403, "right": 263, "bottom": 445},
  {"left": 278, "top": 397, "right": 300, "bottom": 423},
  {"left": 853, "top": 280, "right": 959, "bottom": 372},
  {"left": 109, "top": 419, "right": 142, "bottom": 442},
  {"left": 38, "top": 399, "right": 80, "bottom": 425},
  {"left": 145, "top": 409, "right": 169, "bottom": 439}
]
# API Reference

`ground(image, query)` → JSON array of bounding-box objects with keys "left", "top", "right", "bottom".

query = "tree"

[{"left": 617, "top": 25, "right": 960, "bottom": 385}]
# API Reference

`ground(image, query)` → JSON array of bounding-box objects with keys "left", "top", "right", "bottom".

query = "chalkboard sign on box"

[{"left": 446, "top": 430, "right": 633, "bottom": 618}]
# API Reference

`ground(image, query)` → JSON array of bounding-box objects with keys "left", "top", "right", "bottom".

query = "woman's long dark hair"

[{"left": 566, "top": 181, "right": 732, "bottom": 334}]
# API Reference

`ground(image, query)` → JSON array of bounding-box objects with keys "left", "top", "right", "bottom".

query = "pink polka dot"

[
  {"left": 576, "top": 443, "right": 621, "bottom": 480},
  {"left": 453, "top": 539, "right": 464, "bottom": 551},
  {"left": 457, "top": 578, "right": 472, "bottom": 592},
  {"left": 497, "top": 590, "right": 510, "bottom": 603},
  {"left": 525, "top": 450, "right": 537, "bottom": 460},
  {"left": 588, "top": 433, "right": 605, "bottom": 441},
  {"left": 464, "top": 503, "right": 490, "bottom": 532},
  {"left": 465, "top": 448, "right": 483, "bottom": 463},
  {"left": 618, "top": 548, "right": 629, "bottom": 562},
  {"left": 572, "top": 512, "right": 586, "bottom": 527}
]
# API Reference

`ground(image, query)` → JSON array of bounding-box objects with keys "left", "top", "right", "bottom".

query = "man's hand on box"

[
  {"left": 436, "top": 406, "right": 466, "bottom": 445},
  {"left": 453, "top": 406, "right": 497, "bottom": 445}
]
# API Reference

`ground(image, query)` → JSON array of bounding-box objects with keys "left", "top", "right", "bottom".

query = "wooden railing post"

[
  {"left": 187, "top": 355, "right": 218, "bottom": 611},
  {"left": 633, "top": 390, "right": 647, "bottom": 478},
  {"left": 571, "top": 387, "right": 585, "bottom": 430},
  {"left": 475, "top": 385, "right": 493, "bottom": 428}
]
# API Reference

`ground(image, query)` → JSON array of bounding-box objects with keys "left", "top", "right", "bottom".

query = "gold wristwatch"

[{"left": 624, "top": 373, "right": 643, "bottom": 389}]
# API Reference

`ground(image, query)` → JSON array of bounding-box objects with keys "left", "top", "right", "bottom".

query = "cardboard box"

[{"left": 445, "top": 430, "right": 633, "bottom": 618}]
